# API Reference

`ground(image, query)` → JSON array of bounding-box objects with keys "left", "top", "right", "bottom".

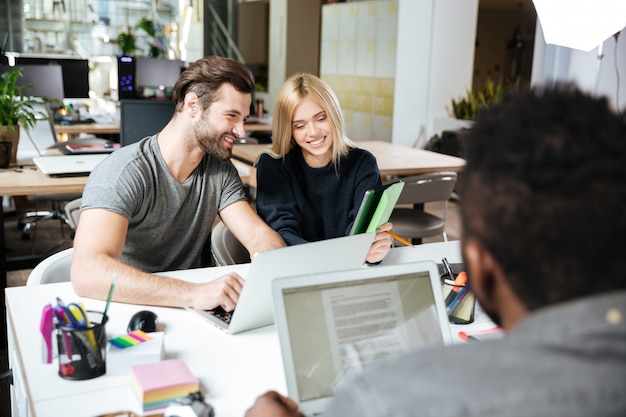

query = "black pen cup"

[{"left": 56, "top": 311, "right": 108, "bottom": 380}]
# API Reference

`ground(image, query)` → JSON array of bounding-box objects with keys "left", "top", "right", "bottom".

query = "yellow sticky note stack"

[{"left": 129, "top": 359, "right": 199, "bottom": 412}]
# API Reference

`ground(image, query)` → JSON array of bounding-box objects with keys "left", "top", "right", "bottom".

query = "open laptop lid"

[
  {"left": 33, "top": 154, "right": 109, "bottom": 177},
  {"left": 16, "top": 104, "right": 57, "bottom": 165},
  {"left": 187, "top": 233, "right": 375, "bottom": 334},
  {"left": 272, "top": 260, "right": 452, "bottom": 416}
]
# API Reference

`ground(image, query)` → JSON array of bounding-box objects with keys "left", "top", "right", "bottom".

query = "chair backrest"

[
  {"left": 64, "top": 197, "right": 82, "bottom": 230},
  {"left": 210, "top": 221, "right": 251, "bottom": 266},
  {"left": 26, "top": 247, "right": 73, "bottom": 285},
  {"left": 395, "top": 172, "right": 458, "bottom": 205}
]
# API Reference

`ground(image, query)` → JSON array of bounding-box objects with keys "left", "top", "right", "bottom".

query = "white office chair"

[
  {"left": 64, "top": 197, "right": 82, "bottom": 231},
  {"left": 26, "top": 247, "right": 73, "bottom": 286}
]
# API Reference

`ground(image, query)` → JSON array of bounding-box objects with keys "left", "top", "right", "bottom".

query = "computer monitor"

[
  {"left": 14, "top": 56, "right": 90, "bottom": 99},
  {"left": 135, "top": 57, "right": 185, "bottom": 89},
  {"left": 120, "top": 99, "right": 176, "bottom": 146},
  {"left": 0, "top": 64, "right": 65, "bottom": 102}
]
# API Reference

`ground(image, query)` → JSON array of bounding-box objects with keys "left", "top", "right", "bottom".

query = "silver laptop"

[
  {"left": 272, "top": 261, "right": 452, "bottom": 416},
  {"left": 33, "top": 154, "right": 109, "bottom": 177},
  {"left": 186, "top": 233, "right": 375, "bottom": 334}
]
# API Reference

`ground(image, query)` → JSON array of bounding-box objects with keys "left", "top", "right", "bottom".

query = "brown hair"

[{"left": 172, "top": 56, "right": 255, "bottom": 112}]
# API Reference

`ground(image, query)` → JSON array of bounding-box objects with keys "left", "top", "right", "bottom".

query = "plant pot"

[{"left": 0, "top": 125, "right": 20, "bottom": 166}]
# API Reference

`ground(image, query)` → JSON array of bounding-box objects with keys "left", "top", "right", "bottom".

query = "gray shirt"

[
  {"left": 324, "top": 291, "right": 626, "bottom": 417},
  {"left": 81, "top": 135, "right": 247, "bottom": 272}
]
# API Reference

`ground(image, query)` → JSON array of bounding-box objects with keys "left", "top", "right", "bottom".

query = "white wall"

[
  {"left": 264, "top": 0, "right": 478, "bottom": 147},
  {"left": 531, "top": 25, "right": 626, "bottom": 113},
  {"left": 394, "top": 0, "right": 478, "bottom": 147}
]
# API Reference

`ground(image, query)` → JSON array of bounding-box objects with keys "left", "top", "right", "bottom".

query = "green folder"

[{"left": 350, "top": 181, "right": 405, "bottom": 235}]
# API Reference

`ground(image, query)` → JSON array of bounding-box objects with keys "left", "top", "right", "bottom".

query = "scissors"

[{"left": 54, "top": 297, "right": 88, "bottom": 328}]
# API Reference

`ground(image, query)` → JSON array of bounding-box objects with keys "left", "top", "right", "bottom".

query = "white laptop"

[
  {"left": 272, "top": 260, "right": 453, "bottom": 416},
  {"left": 33, "top": 154, "right": 109, "bottom": 177},
  {"left": 186, "top": 233, "right": 375, "bottom": 334}
]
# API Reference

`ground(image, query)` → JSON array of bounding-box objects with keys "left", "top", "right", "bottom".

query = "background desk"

[
  {"left": 53, "top": 122, "right": 271, "bottom": 139},
  {"left": 54, "top": 124, "right": 121, "bottom": 136},
  {"left": 5, "top": 241, "right": 494, "bottom": 417},
  {"left": 232, "top": 140, "right": 466, "bottom": 188}
]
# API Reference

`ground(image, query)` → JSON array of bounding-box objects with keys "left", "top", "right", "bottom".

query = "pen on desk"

[
  {"left": 103, "top": 274, "right": 118, "bottom": 321},
  {"left": 53, "top": 300, "right": 74, "bottom": 360},
  {"left": 442, "top": 257, "right": 455, "bottom": 280},
  {"left": 386, "top": 231, "right": 412, "bottom": 247}
]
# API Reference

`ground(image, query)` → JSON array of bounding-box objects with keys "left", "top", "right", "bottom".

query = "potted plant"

[{"left": 0, "top": 67, "right": 48, "bottom": 166}]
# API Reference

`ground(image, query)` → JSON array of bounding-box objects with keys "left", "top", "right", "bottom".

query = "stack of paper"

[{"left": 129, "top": 359, "right": 200, "bottom": 412}]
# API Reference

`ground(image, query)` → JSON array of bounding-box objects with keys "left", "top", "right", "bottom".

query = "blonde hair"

[{"left": 265, "top": 73, "right": 355, "bottom": 168}]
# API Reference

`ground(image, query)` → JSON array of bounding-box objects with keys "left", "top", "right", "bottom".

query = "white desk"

[{"left": 5, "top": 241, "right": 494, "bottom": 417}]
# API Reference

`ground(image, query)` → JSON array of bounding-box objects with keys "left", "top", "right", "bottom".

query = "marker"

[
  {"left": 39, "top": 304, "right": 54, "bottom": 364},
  {"left": 386, "top": 231, "right": 412, "bottom": 247}
]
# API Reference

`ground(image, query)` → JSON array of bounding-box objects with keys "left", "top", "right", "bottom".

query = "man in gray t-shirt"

[{"left": 71, "top": 56, "right": 285, "bottom": 311}]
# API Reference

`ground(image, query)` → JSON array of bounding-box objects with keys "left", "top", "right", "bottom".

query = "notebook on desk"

[
  {"left": 272, "top": 261, "right": 453, "bottom": 416},
  {"left": 33, "top": 154, "right": 109, "bottom": 177},
  {"left": 185, "top": 233, "right": 375, "bottom": 335}
]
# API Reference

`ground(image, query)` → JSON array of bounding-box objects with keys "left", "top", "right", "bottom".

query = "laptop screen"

[{"left": 273, "top": 262, "right": 450, "bottom": 411}]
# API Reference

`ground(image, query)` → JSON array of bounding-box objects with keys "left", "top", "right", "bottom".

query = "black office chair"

[
  {"left": 17, "top": 193, "right": 80, "bottom": 253},
  {"left": 388, "top": 172, "right": 458, "bottom": 244}
]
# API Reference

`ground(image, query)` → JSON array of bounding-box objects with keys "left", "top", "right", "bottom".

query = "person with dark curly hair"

[{"left": 246, "top": 84, "right": 626, "bottom": 417}]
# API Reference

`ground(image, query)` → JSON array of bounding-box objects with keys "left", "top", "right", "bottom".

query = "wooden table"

[
  {"left": 54, "top": 122, "right": 272, "bottom": 135},
  {"left": 232, "top": 140, "right": 466, "bottom": 186},
  {"left": 54, "top": 123, "right": 121, "bottom": 136}
]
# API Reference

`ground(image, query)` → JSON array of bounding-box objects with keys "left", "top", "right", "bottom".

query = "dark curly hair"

[
  {"left": 459, "top": 84, "right": 626, "bottom": 311},
  {"left": 172, "top": 55, "right": 255, "bottom": 112}
]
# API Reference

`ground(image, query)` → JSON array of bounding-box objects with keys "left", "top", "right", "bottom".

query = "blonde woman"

[{"left": 256, "top": 73, "right": 392, "bottom": 264}]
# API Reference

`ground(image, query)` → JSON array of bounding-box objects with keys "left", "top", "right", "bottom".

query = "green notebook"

[{"left": 350, "top": 181, "right": 405, "bottom": 235}]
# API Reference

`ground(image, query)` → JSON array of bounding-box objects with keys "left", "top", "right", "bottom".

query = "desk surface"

[
  {"left": 231, "top": 140, "right": 466, "bottom": 178},
  {"left": 54, "top": 123, "right": 121, "bottom": 135},
  {"left": 53, "top": 122, "right": 272, "bottom": 136},
  {"left": 5, "top": 241, "right": 495, "bottom": 417},
  {"left": 0, "top": 166, "right": 88, "bottom": 196},
  {"left": 0, "top": 159, "right": 251, "bottom": 196}
]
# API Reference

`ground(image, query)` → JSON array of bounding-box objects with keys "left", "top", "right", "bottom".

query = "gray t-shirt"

[{"left": 81, "top": 135, "right": 247, "bottom": 272}]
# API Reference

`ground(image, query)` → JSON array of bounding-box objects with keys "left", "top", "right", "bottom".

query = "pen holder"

[
  {"left": 56, "top": 310, "right": 108, "bottom": 380},
  {"left": 441, "top": 272, "right": 476, "bottom": 325}
]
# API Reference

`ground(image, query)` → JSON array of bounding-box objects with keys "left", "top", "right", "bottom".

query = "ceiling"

[{"left": 479, "top": 0, "right": 535, "bottom": 13}]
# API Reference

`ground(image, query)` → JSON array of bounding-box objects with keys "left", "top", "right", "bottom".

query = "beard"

[{"left": 193, "top": 117, "right": 233, "bottom": 161}]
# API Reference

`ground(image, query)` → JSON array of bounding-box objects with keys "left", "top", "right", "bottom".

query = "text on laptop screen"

[{"left": 281, "top": 270, "right": 443, "bottom": 402}]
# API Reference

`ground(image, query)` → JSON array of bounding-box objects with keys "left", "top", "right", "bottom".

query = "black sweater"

[{"left": 256, "top": 147, "right": 382, "bottom": 245}]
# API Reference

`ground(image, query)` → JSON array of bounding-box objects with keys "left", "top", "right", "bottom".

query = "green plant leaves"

[
  {"left": 0, "top": 68, "right": 47, "bottom": 131},
  {"left": 451, "top": 78, "right": 519, "bottom": 120}
]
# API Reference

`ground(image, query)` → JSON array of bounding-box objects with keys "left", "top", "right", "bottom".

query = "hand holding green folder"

[{"left": 350, "top": 181, "right": 405, "bottom": 235}]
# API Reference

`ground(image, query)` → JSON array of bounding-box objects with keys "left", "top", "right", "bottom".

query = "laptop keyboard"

[{"left": 210, "top": 306, "right": 234, "bottom": 324}]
